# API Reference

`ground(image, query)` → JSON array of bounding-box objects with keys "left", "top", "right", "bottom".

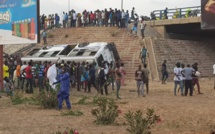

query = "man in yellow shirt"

[{"left": 3, "top": 61, "right": 9, "bottom": 79}]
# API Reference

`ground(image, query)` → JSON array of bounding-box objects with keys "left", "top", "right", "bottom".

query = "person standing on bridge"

[
  {"left": 164, "top": 7, "right": 168, "bottom": 19},
  {"left": 42, "top": 30, "right": 47, "bottom": 45},
  {"left": 140, "top": 17, "right": 146, "bottom": 39}
]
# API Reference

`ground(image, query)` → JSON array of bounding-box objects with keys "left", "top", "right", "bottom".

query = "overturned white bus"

[{"left": 21, "top": 42, "right": 120, "bottom": 65}]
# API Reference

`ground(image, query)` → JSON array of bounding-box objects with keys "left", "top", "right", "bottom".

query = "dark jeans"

[
  {"left": 88, "top": 78, "right": 98, "bottom": 92},
  {"left": 21, "top": 77, "right": 25, "bottom": 91},
  {"left": 72, "top": 19, "right": 76, "bottom": 27},
  {"left": 144, "top": 78, "right": 149, "bottom": 94},
  {"left": 185, "top": 80, "right": 193, "bottom": 96},
  {"left": 162, "top": 71, "right": 169, "bottom": 82},
  {"left": 116, "top": 81, "right": 121, "bottom": 98},
  {"left": 58, "top": 95, "right": 71, "bottom": 109},
  {"left": 121, "top": 18, "right": 125, "bottom": 28},
  {"left": 100, "top": 79, "right": 108, "bottom": 95},
  {"left": 17, "top": 76, "right": 21, "bottom": 88},
  {"left": 142, "top": 56, "right": 146, "bottom": 65},
  {"left": 141, "top": 29, "right": 145, "bottom": 38},
  {"left": 26, "top": 78, "right": 33, "bottom": 93},
  {"left": 38, "top": 76, "right": 44, "bottom": 91}
]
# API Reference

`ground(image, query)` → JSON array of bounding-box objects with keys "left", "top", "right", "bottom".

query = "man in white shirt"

[
  {"left": 121, "top": 10, "right": 126, "bottom": 28},
  {"left": 213, "top": 64, "right": 215, "bottom": 89},
  {"left": 62, "top": 12, "right": 66, "bottom": 28},
  {"left": 72, "top": 10, "right": 77, "bottom": 27},
  {"left": 140, "top": 16, "right": 146, "bottom": 39},
  {"left": 173, "top": 62, "right": 183, "bottom": 96}
]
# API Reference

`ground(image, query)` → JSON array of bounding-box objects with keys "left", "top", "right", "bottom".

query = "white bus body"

[{"left": 21, "top": 42, "right": 120, "bottom": 65}]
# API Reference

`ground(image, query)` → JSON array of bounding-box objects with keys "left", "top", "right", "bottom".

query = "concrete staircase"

[
  {"left": 39, "top": 27, "right": 143, "bottom": 79},
  {"left": 152, "top": 38, "right": 215, "bottom": 79}
]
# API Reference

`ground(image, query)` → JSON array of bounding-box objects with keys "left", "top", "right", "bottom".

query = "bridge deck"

[{"left": 146, "top": 17, "right": 201, "bottom": 26}]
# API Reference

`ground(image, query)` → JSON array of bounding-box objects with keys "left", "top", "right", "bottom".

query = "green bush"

[
  {"left": 36, "top": 85, "right": 59, "bottom": 109},
  {"left": 61, "top": 110, "right": 83, "bottom": 116},
  {"left": 125, "top": 109, "right": 160, "bottom": 134},
  {"left": 10, "top": 93, "right": 26, "bottom": 105},
  {"left": 76, "top": 96, "right": 88, "bottom": 105},
  {"left": 91, "top": 97, "right": 119, "bottom": 125}
]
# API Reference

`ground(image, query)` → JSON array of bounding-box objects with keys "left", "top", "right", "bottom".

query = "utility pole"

[
  {"left": 121, "top": 0, "right": 123, "bottom": 10},
  {"left": 68, "top": 0, "right": 70, "bottom": 12}
]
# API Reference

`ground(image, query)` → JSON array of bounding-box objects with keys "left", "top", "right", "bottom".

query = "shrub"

[
  {"left": 61, "top": 110, "right": 83, "bottom": 116},
  {"left": 125, "top": 109, "right": 160, "bottom": 134},
  {"left": 10, "top": 93, "right": 26, "bottom": 105},
  {"left": 76, "top": 96, "right": 89, "bottom": 105},
  {"left": 36, "top": 85, "right": 59, "bottom": 109},
  {"left": 91, "top": 97, "right": 119, "bottom": 125}
]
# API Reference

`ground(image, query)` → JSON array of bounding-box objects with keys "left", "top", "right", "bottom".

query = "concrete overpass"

[{"left": 145, "top": 17, "right": 214, "bottom": 39}]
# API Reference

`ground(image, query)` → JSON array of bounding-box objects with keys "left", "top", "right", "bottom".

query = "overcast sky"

[{"left": 40, "top": 0, "right": 200, "bottom": 16}]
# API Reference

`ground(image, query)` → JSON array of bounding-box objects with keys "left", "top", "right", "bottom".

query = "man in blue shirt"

[
  {"left": 181, "top": 64, "right": 195, "bottom": 96},
  {"left": 53, "top": 67, "right": 71, "bottom": 110}
]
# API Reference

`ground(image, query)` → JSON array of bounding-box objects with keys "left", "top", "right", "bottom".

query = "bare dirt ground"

[{"left": 0, "top": 78, "right": 215, "bottom": 134}]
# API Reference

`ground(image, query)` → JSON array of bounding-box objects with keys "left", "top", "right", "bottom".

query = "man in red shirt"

[{"left": 25, "top": 62, "right": 33, "bottom": 94}]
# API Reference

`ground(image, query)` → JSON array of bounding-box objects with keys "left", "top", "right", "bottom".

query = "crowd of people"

[
  {"left": 2, "top": 58, "right": 127, "bottom": 109},
  {"left": 40, "top": 7, "right": 147, "bottom": 45},
  {"left": 40, "top": 7, "right": 138, "bottom": 30},
  {"left": 161, "top": 60, "right": 204, "bottom": 96}
]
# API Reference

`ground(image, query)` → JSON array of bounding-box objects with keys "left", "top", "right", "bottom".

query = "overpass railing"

[{"left": 151, "top": 6, "right": 201, "bottom": 20}]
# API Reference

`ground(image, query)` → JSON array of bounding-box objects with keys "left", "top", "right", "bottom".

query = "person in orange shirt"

[{"left": 16, "top": 62, "right": 21, "bottom": 88}]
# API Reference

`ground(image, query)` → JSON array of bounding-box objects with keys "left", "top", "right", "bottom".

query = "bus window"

[
  {"left": 97, "top": 54, "right": 104, "bottom": 66},
  {"left": 39, "top": 52, "right": 48, "bottom": 57},
  {"left": 51, "top": 51, "right": 60, "bottom": 57},
  {"left": 27, "top": 48, "right": 40, "bottom": 56},
  {"left": 89, "top": 51, "right": 97, "bottom": 56},
  {"left": 76, "top": 49, "right": 86, "bottom": 56},
  {"left": 58, "top": 45, "right": 76, "bottom": 56}
]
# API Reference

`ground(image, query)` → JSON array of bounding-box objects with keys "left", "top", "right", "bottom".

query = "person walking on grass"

[
  {"left": 192, "top": 63, "right": 203, "bottom": 94},
  {"left": 142, "top": 64, "right": 150, "bottom": 95},
  {"left": 53, "top": 67, "right": 71, "bottom": 110},
  {"left": 181, "top": 64, "right": 195, "bottom": 96},
  {"left": 162, "top": 60, "right": 168, "bottom": 84},
  {"left": 173, "top": 62, "right": 183, "bottom": 96},
  {"left": 115, "top": 63, "right": 122, "bottom": 99},
  {"left": 178, "top": 63, "right": 185, "bottom": 94},
  {"left": 135, "top": 65, "right": 145, "bottom": 97}
]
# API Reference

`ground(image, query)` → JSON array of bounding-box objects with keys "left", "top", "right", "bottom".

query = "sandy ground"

[{"left": 0, "top": 78, "right": 215, "bottom": 134}]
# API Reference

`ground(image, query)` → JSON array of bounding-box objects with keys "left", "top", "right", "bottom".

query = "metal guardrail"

[{"left": 151, "top": 6, "right": 201, "bottom": 20}]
